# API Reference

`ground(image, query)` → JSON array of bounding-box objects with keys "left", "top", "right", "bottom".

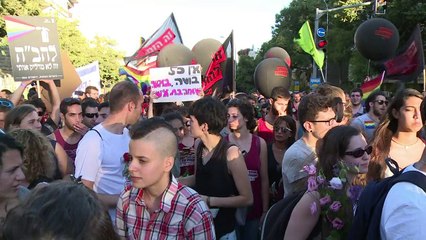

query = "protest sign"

[
  {"left": 75, "top": 61, "right": 101, "bottom": 93},
  {"left": 4, "top": 16, "right": 63, "bottom": 81},
  {"left": 150, "top": 64, "right": 202, "bottom": 103}
]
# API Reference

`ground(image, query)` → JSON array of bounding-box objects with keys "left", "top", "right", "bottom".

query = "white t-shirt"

[
  {"left": 380, "top": 165, "right": 426, "bottom": 240},
  {"left": 282, "top": 138, "right": 317, "bottom": 197},
  {"left": 74, "top": 124, "right": 130, "bottom": 219}
]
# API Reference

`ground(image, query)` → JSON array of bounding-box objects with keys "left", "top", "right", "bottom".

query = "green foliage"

[
  {"left": 386, "top": 0, "right": 426, "bottom": 43},
  {"left": 56, "top": 18, "right": 91, "bottom": 67},
  {"left": 0, "top": 0, "right": 45, "bottom": 47},
  {"left": 0, "top": 1, "right": 124, "bottom": 89},
  {"left": 235, "top": 55, "right": 257, "bottom": 93},
  {"left": 56, "top": 18, "right": 124, "bottom": 88},
  {"left": 88, "top": 36, "right": 124, "bottom": 89},
  {"left": 237, "top": 0, "right": 425, "bottom": 91}
]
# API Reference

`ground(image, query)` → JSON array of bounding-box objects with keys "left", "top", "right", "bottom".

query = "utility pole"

[{"left": 312, "top": 1, "right": 373, "bottom": 82}]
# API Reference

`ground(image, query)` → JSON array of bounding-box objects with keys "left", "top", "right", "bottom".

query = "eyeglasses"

[
  {"left": 0, "top": 99, "right": 13, "bottom": 109},
  {"left": 345, "top": 145, "right": 373, "bottom": 158},
  {"left": 374, "top": 100, "right": 389, "bottom": 105},
  {"left": 275, "top": 127, "right": 292, "bottom": 133},
  {"left": 84, "top": 113, "right": 98, "bottom": 118},
  {"left": 309, "top": 116, "right": 337, "bottom": 126}
]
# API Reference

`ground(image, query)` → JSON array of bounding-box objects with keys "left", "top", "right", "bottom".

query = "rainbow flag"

[
  {"left": 121, "top": 13, "right": 183, "bottom": 88},
  {"left": 364, "top": 120, "right": 376, "bottom": 129},
  {"left": 360, "top": 71, "right": 385, "bottom": 100},
  {"left": 119, "top": 64, "right": 152, "bottom": 85}
]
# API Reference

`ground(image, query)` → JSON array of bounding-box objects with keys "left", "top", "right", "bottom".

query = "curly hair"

[
  {"left": 226, "top": 98, "right": 257, "bottom": 132},
  {"left": 3, "top": 181, "right": 118, "bottom": 240},
  {"left": 8, "top": 128, "right": 56, "bottom": 183}
]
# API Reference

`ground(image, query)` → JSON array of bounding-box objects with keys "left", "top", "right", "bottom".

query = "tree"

[
  {"left": 88, "top": 36, "right": 124, "bottom": 89},
  {"left": 0, "top": 1, "right": 124, "bottom": 89},
  {"left": 56, "top": 18, "right": 124, "bottom": 89},
  {"left": 0, "top": 0, "right": 45, "bottom": 47},
  {"left": 235, "top": 55, "right": 257, "bottom": 93}
]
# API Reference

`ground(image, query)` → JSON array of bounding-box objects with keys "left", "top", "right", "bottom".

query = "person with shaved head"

[{"left": 115, "top": 117, "right": 215, "bottom": 239}]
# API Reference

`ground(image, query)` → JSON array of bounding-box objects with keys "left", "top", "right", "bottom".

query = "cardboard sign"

[
  {"left": 4, "top": 16, "right": 63, "bottom": 81},
  {"left": 150, "top": 64, "right": 202, "bottom": 103},
  {"left": 75, "top": 61, "right": 101, "bottom": 93}
]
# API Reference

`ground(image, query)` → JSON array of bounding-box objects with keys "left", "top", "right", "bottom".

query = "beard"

[
  {"left": 373, "top": 108, "right": 383, "bottom": 118},
  {"left": 64, "top": 119, "right": 76, "bottom": 132}
]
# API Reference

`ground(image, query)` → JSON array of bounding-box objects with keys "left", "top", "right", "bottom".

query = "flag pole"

[
  {"left": 36, "top": 80, "right": 41, "bottom": 98},
  {"left": 319, "top": 68, "right": 326, "bottom": 82}
]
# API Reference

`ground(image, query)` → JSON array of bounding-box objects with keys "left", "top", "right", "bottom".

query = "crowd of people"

[{"left": 0, "top": 79, "right": 425, "bottom": 240}]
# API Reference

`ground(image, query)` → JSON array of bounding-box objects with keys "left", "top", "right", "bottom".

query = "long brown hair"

[
  {"left": 4, "top": 104, "right": 37, "bottom": 131},
  {"left": 367, "top": 88, "right": 423, "bottom": 181}
]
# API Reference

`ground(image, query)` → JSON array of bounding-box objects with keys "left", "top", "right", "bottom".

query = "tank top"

[
  {"left": 226, "top": 134, "right": 263, "bottom": 220},
  {"left": 53, "top": 129, "right": 80, "bottom": 162},
  {"left": 267, "top": 143, "right": 284, "bottom": 204},
  {"left": 178, "top": 142, "right": 195, "bottom": 177},
  {"left": 195, "top": 137, "right": 238, "bottom": 238},
  {"left": 257, "top": 118, "right": 274, "bottom": 144}
]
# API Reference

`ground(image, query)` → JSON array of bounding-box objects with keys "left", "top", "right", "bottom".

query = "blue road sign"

[
  {"left": 310, "top": 77, "right": 321, "bottom": 90},
  {"left": 317, "top": 27, "right": 326, "bottom": 38}
]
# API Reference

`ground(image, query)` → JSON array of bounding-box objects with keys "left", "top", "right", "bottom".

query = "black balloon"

[
  {"left": 157, "top": 43, "right": 195, "bottom": 67},
  {"left": 264, "top": 47, "right": 291, "bottom": 67},
  {"left": 192, "top": 38, "right": 222, "bottom": 75},
  {"left": 254, "top": 58, "right": 291, "bottom": 98},
  {"left": 354, "top": 18, "right": 399, "bottom": 61}
]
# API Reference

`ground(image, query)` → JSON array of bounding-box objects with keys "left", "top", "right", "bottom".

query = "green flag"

[{"left": 294, "top": 21, "right": 324, "bottom": 69}]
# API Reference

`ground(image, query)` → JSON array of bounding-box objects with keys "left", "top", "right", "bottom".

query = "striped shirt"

[{"left": 116, "top": 176, "right": 215, "bottom": 240}]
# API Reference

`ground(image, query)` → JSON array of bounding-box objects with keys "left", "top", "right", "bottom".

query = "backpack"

[
  {"left": 260, "top": 191, "right": 320, "bottom": 240},
  {"left": 348, "top": 158, "right": 426, "bottom": 240}
]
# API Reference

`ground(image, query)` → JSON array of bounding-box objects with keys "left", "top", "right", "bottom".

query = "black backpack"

[
  {"left": 261, "top": 191, "right": 320, "bottom": 240},
  {"left": 348, "top": 159, "right": 426, "bottom": 240}
]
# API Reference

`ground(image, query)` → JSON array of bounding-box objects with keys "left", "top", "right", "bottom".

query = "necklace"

[
  {"left": 391, "top": 137, "right": 419, "bottom": 150},
  {"left": 273, "top": 143, "right": 285, "bottom": 152}
]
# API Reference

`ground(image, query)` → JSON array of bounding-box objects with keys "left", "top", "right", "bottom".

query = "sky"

[{"left": 72, "top": 0, "right": 292, "bottom": 56}]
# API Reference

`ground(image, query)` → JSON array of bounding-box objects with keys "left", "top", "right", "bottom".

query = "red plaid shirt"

[{"left": 116, "top": 176, "right": 215, "bottom": 240}]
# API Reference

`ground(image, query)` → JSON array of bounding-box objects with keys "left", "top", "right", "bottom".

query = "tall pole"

[{"left": 312, "top": 2, "right": 372, "bottom": 82}]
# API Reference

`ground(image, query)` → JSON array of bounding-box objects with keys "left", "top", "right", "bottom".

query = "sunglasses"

[
  {"left": 0, "top": 99, "right": 13, "bottom": 109},
  {"left": 345, "top": 145, "right": 373, "bottom": 158},
  {"left": 275, "top": 127, "right": 292, "bottom": 133},
  {"left": 374, "top": 100, "right": 389, "bottom": 105},
  {"left": 84, "top": 113, "right": 99, "bottom": 118}
]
